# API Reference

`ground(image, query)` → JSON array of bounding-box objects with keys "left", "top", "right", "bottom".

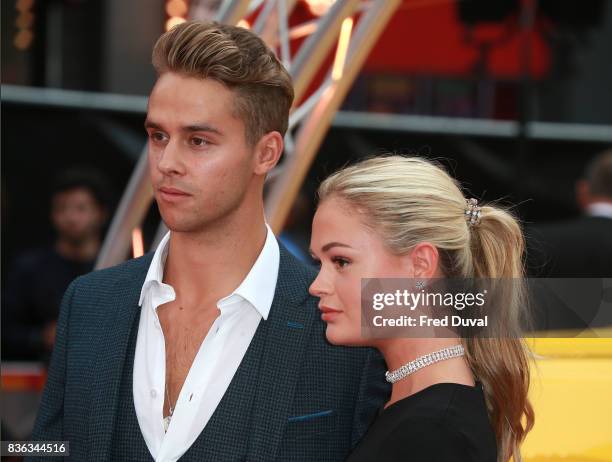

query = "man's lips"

[
  {"left": 159, "top": 186, "right": 190, "bottom": 196},
  {"left": 319, "top": 305, "right": 342, "bottom": 322},
  {"left": 158, "top": 187, "right": 191, "bottom": 202}
]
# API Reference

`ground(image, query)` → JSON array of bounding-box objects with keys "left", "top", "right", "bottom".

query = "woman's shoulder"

[
  {"left": 382, "top": 382, "right": 485, "bottom": 422},
  {"left": 348, "top": 383, "right": 497, "bottom": 462}
]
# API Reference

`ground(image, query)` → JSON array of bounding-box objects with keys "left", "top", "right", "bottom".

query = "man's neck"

[
  {"left": 163, "top": 212, "right": 268, "bottom": 308},
  {"left": 55, "top": 237, "right": 100, "bottom": 262}
]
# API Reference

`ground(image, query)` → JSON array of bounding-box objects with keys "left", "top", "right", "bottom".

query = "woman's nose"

[{"left": 309, "top": 270, "right": 332, "bottom": 297}]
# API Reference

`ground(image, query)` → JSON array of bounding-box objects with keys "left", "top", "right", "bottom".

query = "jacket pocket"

[{"left": 284, "top": 410, "right": 339, "bottom": 441}]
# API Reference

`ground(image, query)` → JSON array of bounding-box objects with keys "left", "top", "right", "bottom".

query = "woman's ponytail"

[{"left": 466, "top": 205, "right": 535, "bottom": 462}]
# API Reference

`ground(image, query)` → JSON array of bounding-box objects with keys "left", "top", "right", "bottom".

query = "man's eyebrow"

[
  {"left": 182, "top": 124, "right": 223, "bottom": 136},
  {"left": 144, "top": 119, "right": 160, "bottom": 130},
  {"left": 143, "top": 121, "right": 223, "bottom": 136},
  {"left": 310, "top": 242, "right": 353, "bottom": 255}
]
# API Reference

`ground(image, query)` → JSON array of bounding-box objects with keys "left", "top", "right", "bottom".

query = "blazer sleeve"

[
  {"left": 350, "top": 348, "right": 390, "bottom": 448},
  {"left": 26, "top": 277, "right": 78, "bottom": 461}
]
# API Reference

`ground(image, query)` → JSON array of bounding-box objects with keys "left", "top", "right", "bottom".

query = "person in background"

[
  {"left": 2, "top": 168, "right": 110, "bottom": 361},
  {"left": 527, "top": 149, "right": 612, "bottom": 278},
  {"left": 525, "top": 149, "right": 612, "bottom": 331}
]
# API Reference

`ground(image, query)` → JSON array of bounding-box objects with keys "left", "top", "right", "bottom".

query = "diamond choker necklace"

[{"left": 385, "top": 345, "right": 465, "bottom": 384}]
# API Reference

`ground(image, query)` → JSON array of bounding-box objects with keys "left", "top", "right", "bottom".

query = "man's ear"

[
  {"left": 403, "top": 242, "right": 439, "bottom": 279},
  {"left": 253, "top": 131, "right": 284, "bottom": 176}
]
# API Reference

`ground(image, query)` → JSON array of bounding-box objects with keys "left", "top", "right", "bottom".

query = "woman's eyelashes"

[
  {"left": 331, "top": 256, "right": 351, "bottom": 270},
  {"left": 310, "top": 256, "right": 350, "bottom": 270},
  {"left": 310, "top": 253, "right": 351, "bottom": 270}
]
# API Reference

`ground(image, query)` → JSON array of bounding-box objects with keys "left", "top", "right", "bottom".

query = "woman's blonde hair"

[{"left": 317, "top": 155, "right": 534, "bottom": 462}]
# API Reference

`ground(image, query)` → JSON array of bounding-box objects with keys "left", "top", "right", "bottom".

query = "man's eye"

[
  {"left": 191, "top": 137, "right": 209, "bottom": 147},
  {"left": 150, "top": 132, "right": 167, "bottom": 142}
]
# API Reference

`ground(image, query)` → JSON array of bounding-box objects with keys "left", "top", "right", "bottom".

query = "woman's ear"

[
  {"left": 254, "top": 131, "right": 284, "bottom": 175},
  {"left": 405, "top": 242, "right": 439, "bottom": 279}
]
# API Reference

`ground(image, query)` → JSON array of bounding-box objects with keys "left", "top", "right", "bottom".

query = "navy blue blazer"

[{"left": 28, "top": 242, "right": 390, "bottom": 461}]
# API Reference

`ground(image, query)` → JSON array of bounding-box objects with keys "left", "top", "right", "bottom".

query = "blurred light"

[
  {"left": 132, "top": 228, "right": 144, "bottom": 259},
  {"left": 166, "top": 0, "right": 188, "bottom": 18},
  {"left": 165, "top": 16, "right": 187, "bottom": 31},
  {"left": 14, "top": 0, "right": 34, "bottom": 51},
  {"left": 289, "top": 20, "right": 318, "bottom": 39},
  {"left": 15, "top": 0, "right": 34, "bottom": 12},
  {"left": 14, "top": 29, "right": 33, "bottom": 50},
  {"left": 16, "top": 11, "right": 34, "bottom": 29},
  {"left": 305, "top": 0, "right": 336, "bottom": 17},
  {"left": 237, "top": 19, "right": 250, "bottom": 29},
  {"left": 331, "top": 17, "right": 353, "bottom": 81}
]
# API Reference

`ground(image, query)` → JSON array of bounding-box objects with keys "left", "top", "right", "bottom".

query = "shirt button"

[{"left": 150, "top": 389, "right": 157, "bottom": 398}]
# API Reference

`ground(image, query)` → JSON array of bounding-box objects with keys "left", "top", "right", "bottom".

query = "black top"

[
  {"left": 2, "top": 247, "right": 94, "bottom": 361},
  {"left": 347, "top": 382, "right": 497, "bottom": 462},
  {"left": 526, "top": 216, "right": 612, "bottom": 278}
]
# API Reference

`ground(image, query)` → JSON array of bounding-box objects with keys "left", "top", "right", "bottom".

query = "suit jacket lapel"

[
  {"left": 184, "top": 244, "right": 316, "bottom": 461},
  {"left": 87, "top": 256, "right": 151, "bottom": 460},
  {"left": 245, "top": 245, "right": 317, "bottom": 461}
]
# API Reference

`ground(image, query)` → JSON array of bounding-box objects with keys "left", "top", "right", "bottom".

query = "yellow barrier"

[{"left": 522, "top": 333, "right": 612, "bottom": 462}]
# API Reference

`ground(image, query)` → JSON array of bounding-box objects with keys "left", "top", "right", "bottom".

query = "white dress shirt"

[
  {"left": 587, "top": 201, "right": 612, "bottom": 219},
  {"left": 133, "top": 224, "right": 280, "bottom": 462}
]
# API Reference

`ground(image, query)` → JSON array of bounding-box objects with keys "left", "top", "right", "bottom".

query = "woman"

[{"left": 309, "top": 155, "right": 534, "bottom": 461}]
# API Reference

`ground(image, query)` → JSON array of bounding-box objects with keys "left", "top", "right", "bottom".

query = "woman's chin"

[
  {"left": 324, "top": 325, "right": 347, "bottom": 346},
  {"left": 325, "top": 326, "right": 366, "bottom": 347}
]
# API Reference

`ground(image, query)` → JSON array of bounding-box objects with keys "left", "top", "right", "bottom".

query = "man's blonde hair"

[{"left": 152, "top": 21, "right": 294, "bottom": 145}]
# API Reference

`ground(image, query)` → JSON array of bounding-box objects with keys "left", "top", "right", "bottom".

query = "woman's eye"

[{"left": 332, "top": 257, "right": 350, "bottom": 269}]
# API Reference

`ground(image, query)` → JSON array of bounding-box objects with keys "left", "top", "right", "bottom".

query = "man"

[
  {"left": 526, "top": 149, "right": 612, "bottom": 330},
  {"left": 527, "top": 149, "right": 612, "bottom": 278},
  {"left": 3, "top": 168, "right": 109, "bottom": 361},
  {"left": 30, "top": 21, "right": 389, "bottom": 461}
]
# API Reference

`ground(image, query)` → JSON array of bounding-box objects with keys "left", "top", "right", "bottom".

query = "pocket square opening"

[{"left": 287, "top": 410, "right": 334, "bottom": 423}]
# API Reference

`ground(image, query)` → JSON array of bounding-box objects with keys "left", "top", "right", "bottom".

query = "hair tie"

[{"left": 465, "top": 198, "right": 482, "bottom": 227}]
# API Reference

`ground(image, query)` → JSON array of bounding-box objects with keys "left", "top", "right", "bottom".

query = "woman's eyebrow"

[{"left": 310, "top": 242, "right": 353, "bottom": 255}]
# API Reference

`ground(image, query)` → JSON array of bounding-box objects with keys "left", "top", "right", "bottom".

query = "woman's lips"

[{"left": 319, "top": 305, "right": 342, "bottom": 322}]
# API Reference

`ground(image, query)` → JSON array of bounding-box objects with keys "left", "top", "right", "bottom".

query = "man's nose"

[{"left": 157, "top": 140, "right": 184, "bottom": 175}]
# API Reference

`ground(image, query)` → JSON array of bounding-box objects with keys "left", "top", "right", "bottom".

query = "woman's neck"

[{"left": 378, "top": 338, "right": 475, "bottom": 408}]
